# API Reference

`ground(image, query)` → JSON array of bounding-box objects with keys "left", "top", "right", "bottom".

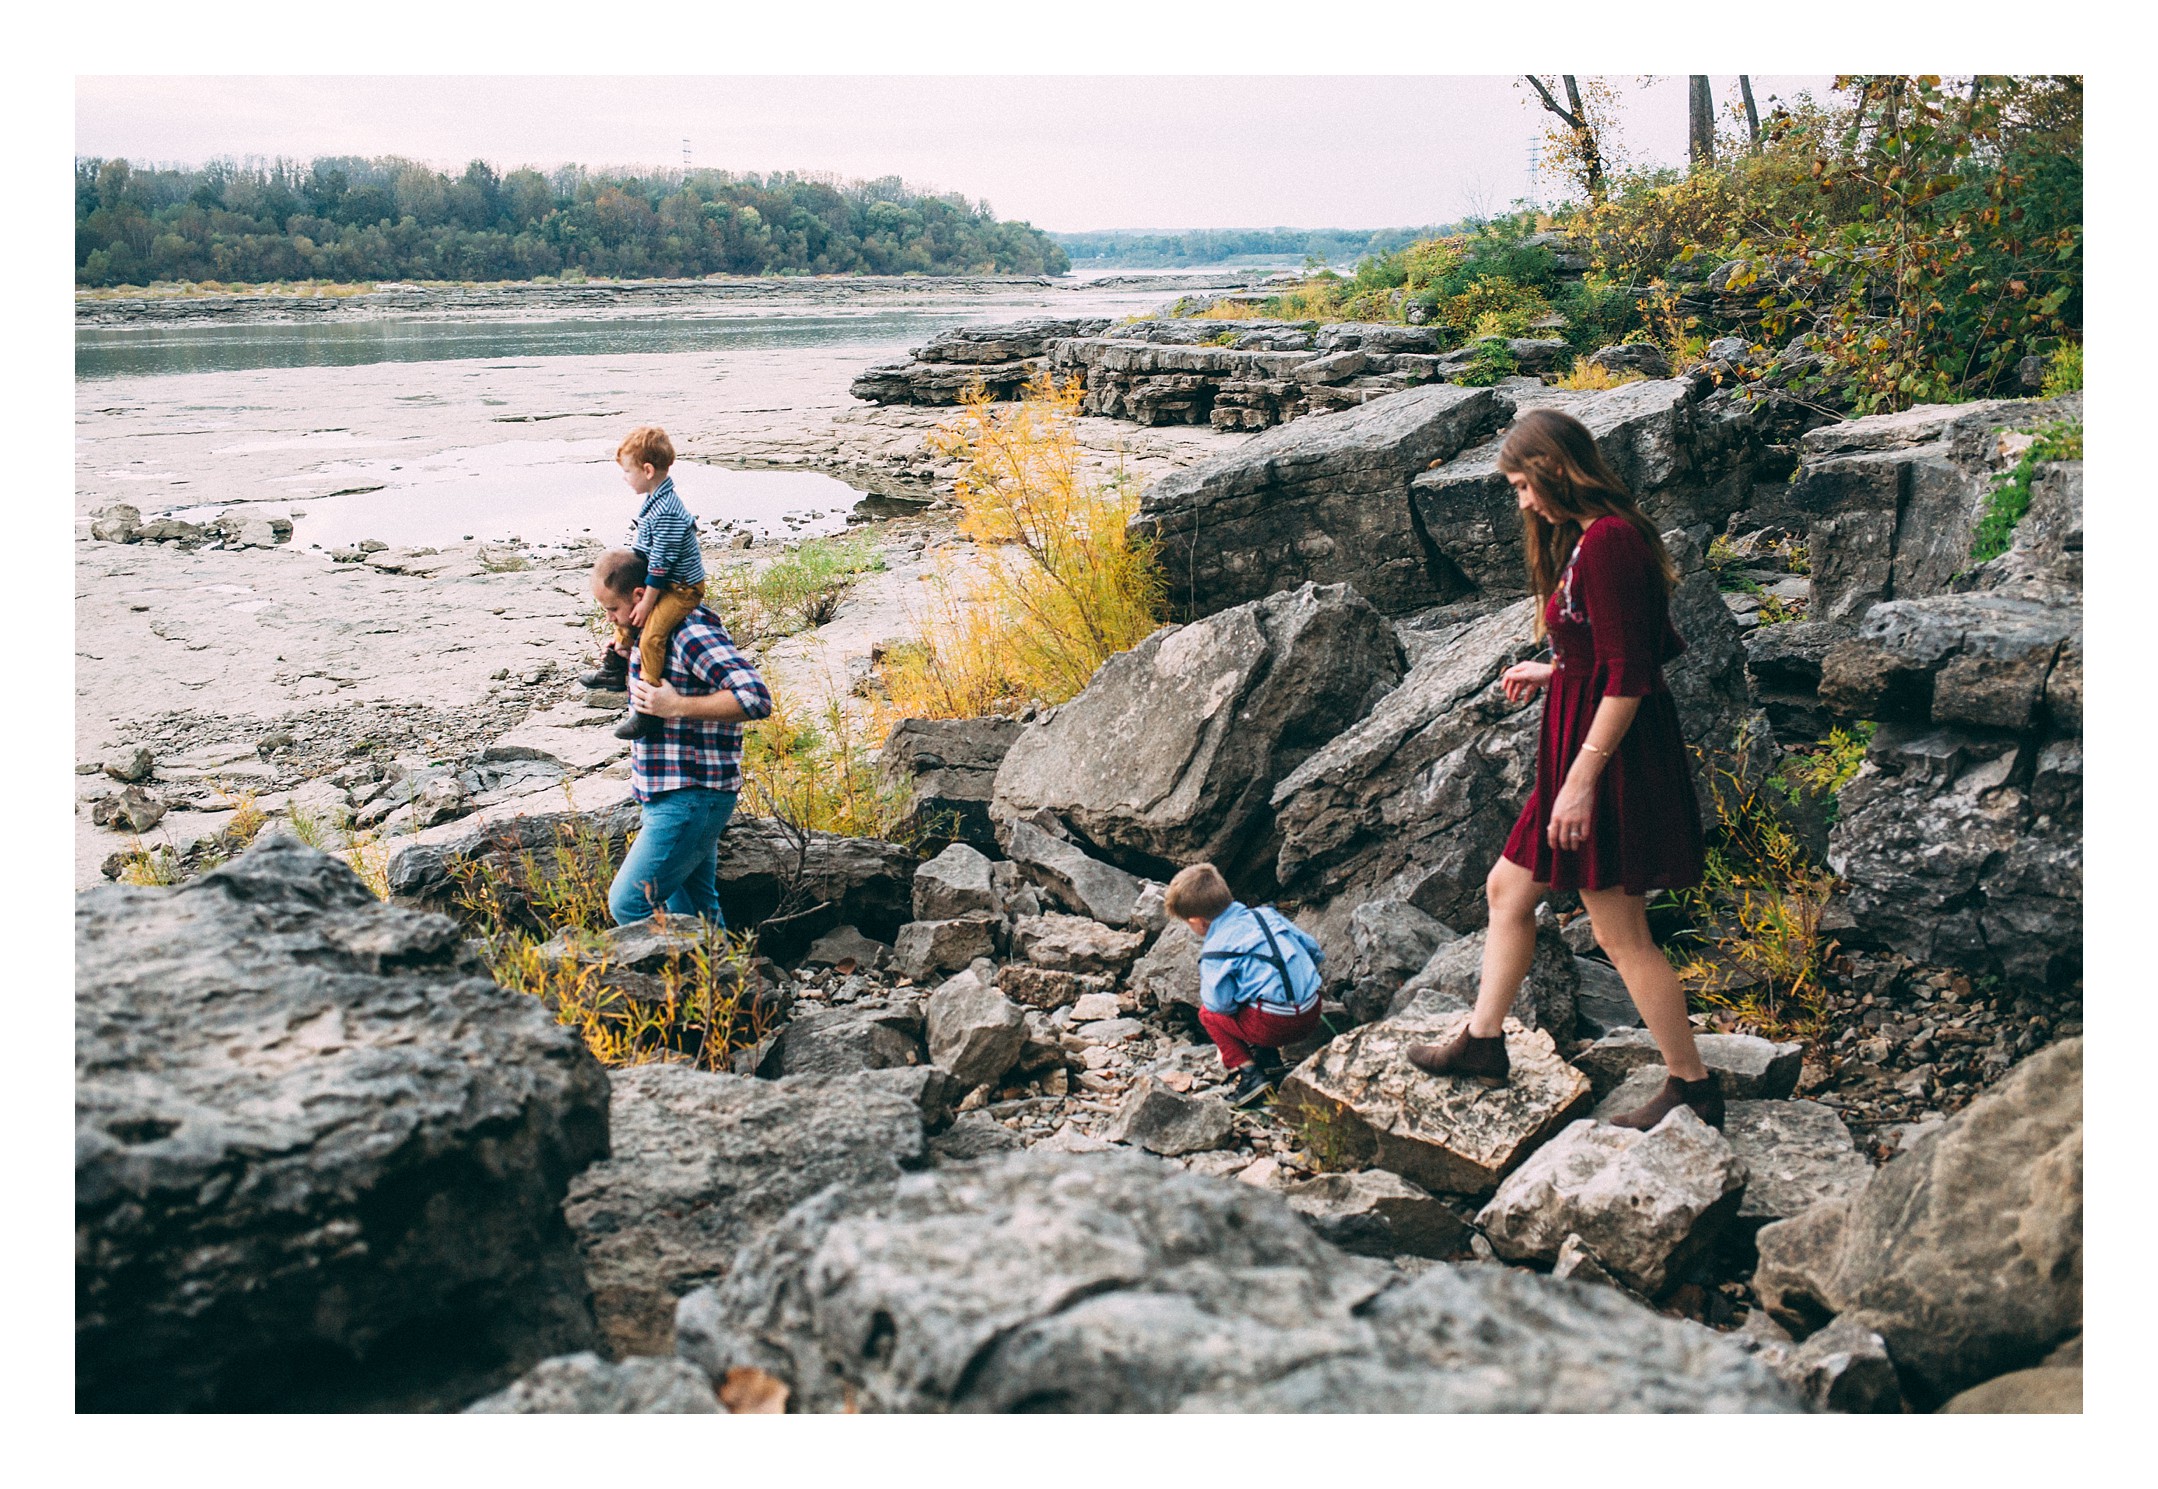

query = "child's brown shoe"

[{"left": 1405, "top": 1026, "right": 1510, "bottom": 1088}]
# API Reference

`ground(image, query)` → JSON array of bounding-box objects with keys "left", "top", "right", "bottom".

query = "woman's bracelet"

[{"left": 1579, "top": 741, "right": 1611, "bottom": 759}]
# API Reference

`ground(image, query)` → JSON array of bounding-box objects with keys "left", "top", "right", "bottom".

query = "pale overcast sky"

[{"left": 75, "top": 75, "right": 1835, "bottom": 231}]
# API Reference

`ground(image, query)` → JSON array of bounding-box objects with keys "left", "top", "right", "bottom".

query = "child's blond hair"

[
  {"left": 1163, "top": 862, "right": 1235, "bottom": 922},
  {"left": 617, "top": 425, "right": 676, "bottom": 472}
]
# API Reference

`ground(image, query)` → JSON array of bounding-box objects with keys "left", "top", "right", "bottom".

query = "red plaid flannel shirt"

[{"left": 629, "top": 607, "right": 771, "bottom": 800}]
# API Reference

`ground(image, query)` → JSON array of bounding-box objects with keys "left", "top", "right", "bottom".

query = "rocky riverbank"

[{"left": 77, "top": 346, "right": 2083, "bottom": 1411}]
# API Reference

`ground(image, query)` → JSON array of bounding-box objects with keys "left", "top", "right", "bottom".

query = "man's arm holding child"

[{"left": 630, "top": 625, "right": 772, "bottom": 722}]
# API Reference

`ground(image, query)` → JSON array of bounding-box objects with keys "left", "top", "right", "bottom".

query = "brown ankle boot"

[
  {"left": 1609, "top": 1072, "right": 1726, "bottom": 1131},
  {"left": 1406, "top": 1027, "right": 1510, "bottom": 1088}
]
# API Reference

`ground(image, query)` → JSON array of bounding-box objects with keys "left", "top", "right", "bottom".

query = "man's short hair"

[
  {"left": 617, "top": 425, "right": 676, "bottom": 472},
  {"left": 1163, "top": 862, "right": 1235, "bottom": 922},
  {"left": 594, "top": 547, "right": 649, "bottom": 598}
]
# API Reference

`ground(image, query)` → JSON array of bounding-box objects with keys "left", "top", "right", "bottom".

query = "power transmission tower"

[{"left": 682, "top": 138, "right": 692, "bottom": 172}]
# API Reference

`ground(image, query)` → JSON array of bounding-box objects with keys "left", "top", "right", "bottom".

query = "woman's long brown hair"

[{"left": 1497, "top": 407, "right": 1679, "bottom": 637}]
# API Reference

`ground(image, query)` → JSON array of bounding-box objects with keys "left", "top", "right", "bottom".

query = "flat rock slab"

[
  {"left": 75, "top": 838, "right": 609, "bottom": 1412},
  {"left": 1575, "top": 1027, "right": 1802, "bottom": 1100},
  {"left": 1001, "top": 820, "right": 1147, "bottom": 927},
  {"left": 1279, "top": 1169, "right": 1474, "bottom": 1260},
  {"left": 1475, "top": 1110, "right": 1748, "bottom": 1297},
  {"left": 1278, "top": 1012, "right": 1591, "bottom": 1197},
  {"left": 562, "top": 1064, "right": 926, "bottom": 1359},
  {"left": 1723, "top": 1100, "right": 1872, "bottom": 1224}
]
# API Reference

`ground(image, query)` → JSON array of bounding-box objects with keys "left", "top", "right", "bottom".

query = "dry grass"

[
  {"left": 1553, "top": 361, "right": 1648, "bottom": 392},
  {"left": 875, "top": 371, "right": 1167, "bottom": 719},
  {"left": 114, "top": 840, "right": 183, "bottom": 887},
  {"left": 1666, "top": 755, "right": 1839, "bottom": 1040},
  {"left": 447, "top": 816, "right": 773, "bottom": 1071},
  {"left": 344, "top": 830, "right": 391, "bottom": 899},
  {"left": 743, "top": 689, "right": 915, "bottom": 841}
]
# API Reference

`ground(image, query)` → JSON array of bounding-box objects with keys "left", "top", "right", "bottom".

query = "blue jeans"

[{"left": 607, "top": 788, "right": 739, "bottom": 927}]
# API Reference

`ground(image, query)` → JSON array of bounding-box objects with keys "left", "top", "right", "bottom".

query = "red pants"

[{"left": 1197, "top": 1002, "right": 1322, "bottom": 1071}]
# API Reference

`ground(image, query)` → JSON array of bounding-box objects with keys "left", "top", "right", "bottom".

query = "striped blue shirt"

[{"left": 632, "top": 475, "right": 705, "bottom": 587}]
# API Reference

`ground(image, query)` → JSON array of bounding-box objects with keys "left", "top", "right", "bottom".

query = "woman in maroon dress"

[{"left": 1407, "top": 408, "right": 1722, "bottom": 1129}]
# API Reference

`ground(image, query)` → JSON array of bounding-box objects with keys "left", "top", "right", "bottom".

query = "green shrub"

[
  {"left": 2042, "top": 341, "right": 2083, "bottom": 397},
  {"left": 1453, "top": 337, "right": 1519, "bottom": 387}
]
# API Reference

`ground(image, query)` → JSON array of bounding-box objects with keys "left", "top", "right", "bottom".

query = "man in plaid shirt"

[{"left": 589, "top": 548, "right": 773, "bottom": 927}]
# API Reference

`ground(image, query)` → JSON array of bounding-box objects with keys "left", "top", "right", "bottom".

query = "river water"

[{"left": 73, "top": 278, "right": 1197, "bottom": 548}]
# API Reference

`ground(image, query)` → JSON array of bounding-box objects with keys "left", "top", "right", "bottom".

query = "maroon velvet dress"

[{"left": 1501, "top": 514, "right": 1706, "bottom": 894}]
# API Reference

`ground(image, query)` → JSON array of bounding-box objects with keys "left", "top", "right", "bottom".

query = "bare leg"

[
  {"left": 1468, "top": 858, "right": 1548, "bottom": 1038},
  {"left": 1579, "top": 886, "right": 1708, "bottom": 1082}
]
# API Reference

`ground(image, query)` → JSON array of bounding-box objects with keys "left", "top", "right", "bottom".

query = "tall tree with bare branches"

[{"left": 1522, "top": 75, "right": 1613, "bottom": 202}]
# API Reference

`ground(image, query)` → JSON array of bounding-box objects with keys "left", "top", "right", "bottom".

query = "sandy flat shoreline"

[{"left": 74, "top": 276, "right": 1249, "bottom": 889}]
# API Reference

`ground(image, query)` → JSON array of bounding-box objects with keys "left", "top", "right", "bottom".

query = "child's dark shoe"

[
  {"left": 579, "top": 651, "right": 629, "bottom": 690},
  {"left": 1608, "top": 1072, "right": 1725, "bottom": 1130},
  {"left": 1405, "top": 1026, "right": 1510, "bottom": 1088},
  {"left": 1229, "top": 1062, "right": 1279, "bottom": 1109},
  {"left": 613, "top": 709, "right": 666, "bottom": 740}
]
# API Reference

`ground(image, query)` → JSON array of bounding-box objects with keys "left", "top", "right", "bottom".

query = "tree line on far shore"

[
  {"left": 1052, "top": 226, "right": 1454, "bottom": 270},
  {"left": 73, "top": 157, "right": 1073, "bottom": 286}
]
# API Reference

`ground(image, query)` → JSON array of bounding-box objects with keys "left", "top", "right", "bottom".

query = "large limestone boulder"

[
  {"left": 561, "top": 1065, "right": 926, "bottom": 1359},
  {"left": 851, "top": 317, "right": 1114, "bottom": 405},
  {"left": 878, "top": 716, "right": 1022, "bottom": 849},
  {"left": 1277, "top": 1012, "right": 1592, "bottom": 1197},
  {"left": 75, "top": 839, "right": 609, "bottom": 1412},
  {"left": 465, "top": 1353, "right": 722, "bottom": 1413},
  {"left": 1000, "top": 820, "right": 1149, "bottom": 927},
  {"left": 1389, "top": 923, "right": 1577, "bottom": 1040},
  {"left": 1722, "top": 1100, "right": 1872, "bottom": 1226},
  {"left": 911, "top": 842, "right": 1003, "bottom": 921},
  {"left": 1814, "top": 479, "right": 2082, "bottom": 985},
  {"left": 1751, "top": 1039, "right": 2080, "bottom": 1407},
  {"left": 1126, "top": 384, "right": 1513, "bottom": 619},
  {"left": 1475, "top": 1110, "right": 1749, "bottom": 1296},
  {"left": 756, "top": 1002, "right": 927, "bottom": 1078},
  {"left": 1408, "top": 378, "right": 1761, "bottom": 596},
  {"left": 673, "top": 1150, "right": 1799, "bottom": 1412},
  {"left": 1334, "top": 896, "right": 1459, "bottom": 1024},
  {"left": 1771, "top": 392, "right": 2080, "bottom": 623},
  {"left": 992, "top": 582, "right": 1404, "bottom": 884}
]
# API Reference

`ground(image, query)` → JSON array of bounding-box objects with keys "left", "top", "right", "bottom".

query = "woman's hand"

[
  {"left": 1547, "top": 775, "right": 1596, "bottom": 852},
  {"left": 1501, "top": 660, "right": 1553, "bottom": 704}
]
